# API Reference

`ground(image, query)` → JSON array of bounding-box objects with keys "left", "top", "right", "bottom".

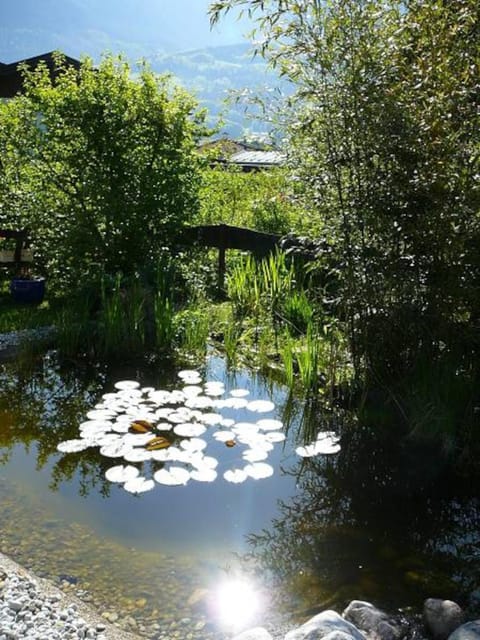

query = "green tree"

[
  {"left": 210, "top": 0, "right": 480, "bottom": 381},
  {"left": 0, "top": 53, "right": 206, "bottom": 292}
]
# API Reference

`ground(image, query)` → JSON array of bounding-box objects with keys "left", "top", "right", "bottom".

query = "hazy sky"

[{"left": 0, "top": 0, "right": 253, "bottom": 61}]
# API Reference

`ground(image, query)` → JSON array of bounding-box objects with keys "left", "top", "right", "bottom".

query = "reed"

[{"left": 296, "top": 325, "right": 320, "bottom": 396}]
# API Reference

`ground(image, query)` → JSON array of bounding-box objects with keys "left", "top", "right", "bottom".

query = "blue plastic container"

[{"left": 10, "top": 277, "right": 46, "bottom": 305}]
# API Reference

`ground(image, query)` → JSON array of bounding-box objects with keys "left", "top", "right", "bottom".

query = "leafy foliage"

[{"left": 0, "top": 54, "right": 206, "bottom": 292}]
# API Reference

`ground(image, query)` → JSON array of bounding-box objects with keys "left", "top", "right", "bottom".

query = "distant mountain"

[
  {"left": 0, "top": 0, "right": 281, "bottom": 136},
  {"left": 149, "top": 44, "right": 281, "bottom": 137},
  {"left": 0, "top": 0, "right": 251, "bottom": 61}
]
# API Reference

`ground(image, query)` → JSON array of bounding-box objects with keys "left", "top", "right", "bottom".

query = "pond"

[{"left": 0, "top": 350, "right": 479, "bottom": 638}]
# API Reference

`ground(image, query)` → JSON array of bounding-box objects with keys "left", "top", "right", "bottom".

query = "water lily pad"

[
  {"left": 105, "top": 465, "right": 139, "bottom": 483},
  {"left": 223, "top": 469, "right": 248, "bottom": 483},
  {"left": 114, "top": 380, "right": 141, "bottom": 390},
  {"left": 185, "top": 396, "right": 212, "bottom": 409},
  {"left": 123, "top": 448, "right": 152, "bottom": 462},
  {"left": 150, "top": 449, "right": 170, "bottom": 462},
  {"left": 154, "top": 466, "right": 190, "bottom": 486},
  {"left": 229, "top": 388, "right": 250, "bottom": 398},
  {"left": 173, "top": 423, "right": 206, "bottom": 437},
  {"left": 215, "top": 397, "right": 249, "bottom": 410},
  {"left": 265, "top": 431, "right": 286, "bottom": 443},
  {"left": 244, "top": 462, "right": 274, "bottom": 479},
  {"left": 190, "top": 468, "right": 217, "bottom": 482},
  {"left": 256, "top": 418, "right": 283, "bottom": 431},
  {"left": 247, "top": 400, "right": 275, "bottom": 413},
  {"left": 212, "top": 430, "right": 236, "bottom": 442},
  {"left": 123, "top": 477, "right": 155, "bottom": 494},
  {"left": 180, "top": 438, "right": 207, "bottom": 452},
  {"left": 200, "top": 412, "right": 224, "bottom": 426},
  {"left": 242, "top": 448, "right": 270, "bottom": 462},
  {"left": 86, "top": 409, "right": 116, "bottom": 420},
  {"left": 100, "top": 442, "right": 130, "bottom": 458},
  {"left": 183, "top": 385, "right": 203, "bottom": 397},
  {"left": 57, "top": 439, "right": 93, "bottom": 453}
]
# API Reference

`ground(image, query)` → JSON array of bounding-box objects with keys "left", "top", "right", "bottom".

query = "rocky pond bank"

[
  {"left": 232, "top": 599, "right": 480, "bottom": 640},
  {"left": 1, "top": 549, "right": 479, "bottom": 640}
]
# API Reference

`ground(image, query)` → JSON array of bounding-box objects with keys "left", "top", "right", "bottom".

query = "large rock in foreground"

[
  {"left": 424, "top": 599, "right": 464, "bottom": 640},
  {"left": 343, "top": 600, "right": 403, "bottom": 640},
  {"left": 448, "top": 621, "right": 480, "bottom": 640},
  {"left": 285, "top": 610, "right": 366, "bottom": 640}
]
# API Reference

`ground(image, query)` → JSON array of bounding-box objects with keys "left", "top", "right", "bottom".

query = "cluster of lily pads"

[{"left": 57, "top": 369, "right": 341, "bottom": 494}]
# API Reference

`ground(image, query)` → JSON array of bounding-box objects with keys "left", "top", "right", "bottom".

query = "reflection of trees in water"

[
  {"left": 0, "top": 352, "right": 202, "bottom": 496},
  {"left": 247, "top": 419, "right": 480, "bottom": 616},
  {"left": 0, "top": 353, "right": 114, "bottom": 495}
]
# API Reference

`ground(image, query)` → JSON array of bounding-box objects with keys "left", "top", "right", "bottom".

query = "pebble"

[{"left": 0, "top": 569, "right": 107, "bottom": 640}]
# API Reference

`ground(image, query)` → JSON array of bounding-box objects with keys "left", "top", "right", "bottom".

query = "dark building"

[{"left": 0, "top": 52, "right": 81, "bottom": 98}]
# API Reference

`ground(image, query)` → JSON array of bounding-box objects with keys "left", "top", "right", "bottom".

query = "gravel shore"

[{"left": 0, "top": 552, "right": 141, "bottom": 640}]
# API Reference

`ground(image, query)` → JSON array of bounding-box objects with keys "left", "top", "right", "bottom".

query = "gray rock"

[
  {"left": 285, "top": 610, "right": 366, "bottom": 640},
  {"left": 424, "top": 599, "right": 464, "bottom": 640},
  {"left": 232, "top": 628, "right": 273, "bottom": 640},
  {"left": 448, "top": 621, "right": 480, "bottom": 640},
  {"left": 343, "top": 600, "right": 402, "bottom": 640}
]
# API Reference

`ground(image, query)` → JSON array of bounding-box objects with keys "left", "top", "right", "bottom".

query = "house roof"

[
  {"left": 0, "top": 52, "right": 81, "bottom": 98},
  {"left": 229, "top": 150, "right": 285, "bottom": 170}
]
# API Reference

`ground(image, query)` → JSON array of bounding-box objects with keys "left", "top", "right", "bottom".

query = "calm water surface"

[{"left": 0, "top": 351, "right": 479, "bottom": 637}]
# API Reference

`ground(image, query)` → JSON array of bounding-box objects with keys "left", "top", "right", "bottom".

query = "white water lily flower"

[
  {"left": 224, "top": 469, "right": 248, "bottom": 483},
  {"left": 105, "top": 464, "right": 139, "bottom": 483},
  {"left": 114, "top": 380, "right": 140, "bottom": 390},
  {"left": 154, "top": 466, "right": 190, "bottom": 486},
  {"left": 244, "top": 462, "right": 274, "bottom": 479},
  {"left": 191, "top": 467, "right": 217, "bottom": 482},
  {"left": 123, "top": 477, "right": 155, "bottom": 494},
  {"left": 57, "top": 439, "right": 92, "bottom": 453},
  {"left": 246, "top": 400, "right": 275, "bottom": 413},
  {"left": 173, "top": 423, "right": 206, "bottom": 438},
  {"left": 242, "top": 448, "right": 270, "bottom": 463},
  {"left": 229, "top": 388, "right": 250, "bottom": 398},
  {"left": 256, "top": 418, "right": 283, "bottom": 431}
]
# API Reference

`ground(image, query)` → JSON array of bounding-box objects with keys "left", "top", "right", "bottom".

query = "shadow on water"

[{"left": 246, "top": 408, "right": 480, "bottom": 619}]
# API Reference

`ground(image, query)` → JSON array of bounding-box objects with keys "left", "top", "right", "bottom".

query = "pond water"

[{"left": 0, "top": 351, "right": 479, "bottom": 638}]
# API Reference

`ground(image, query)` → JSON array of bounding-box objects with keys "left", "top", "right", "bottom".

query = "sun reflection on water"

[{"left": 211, "top": 576, "right": 265, "bottom": 631}]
